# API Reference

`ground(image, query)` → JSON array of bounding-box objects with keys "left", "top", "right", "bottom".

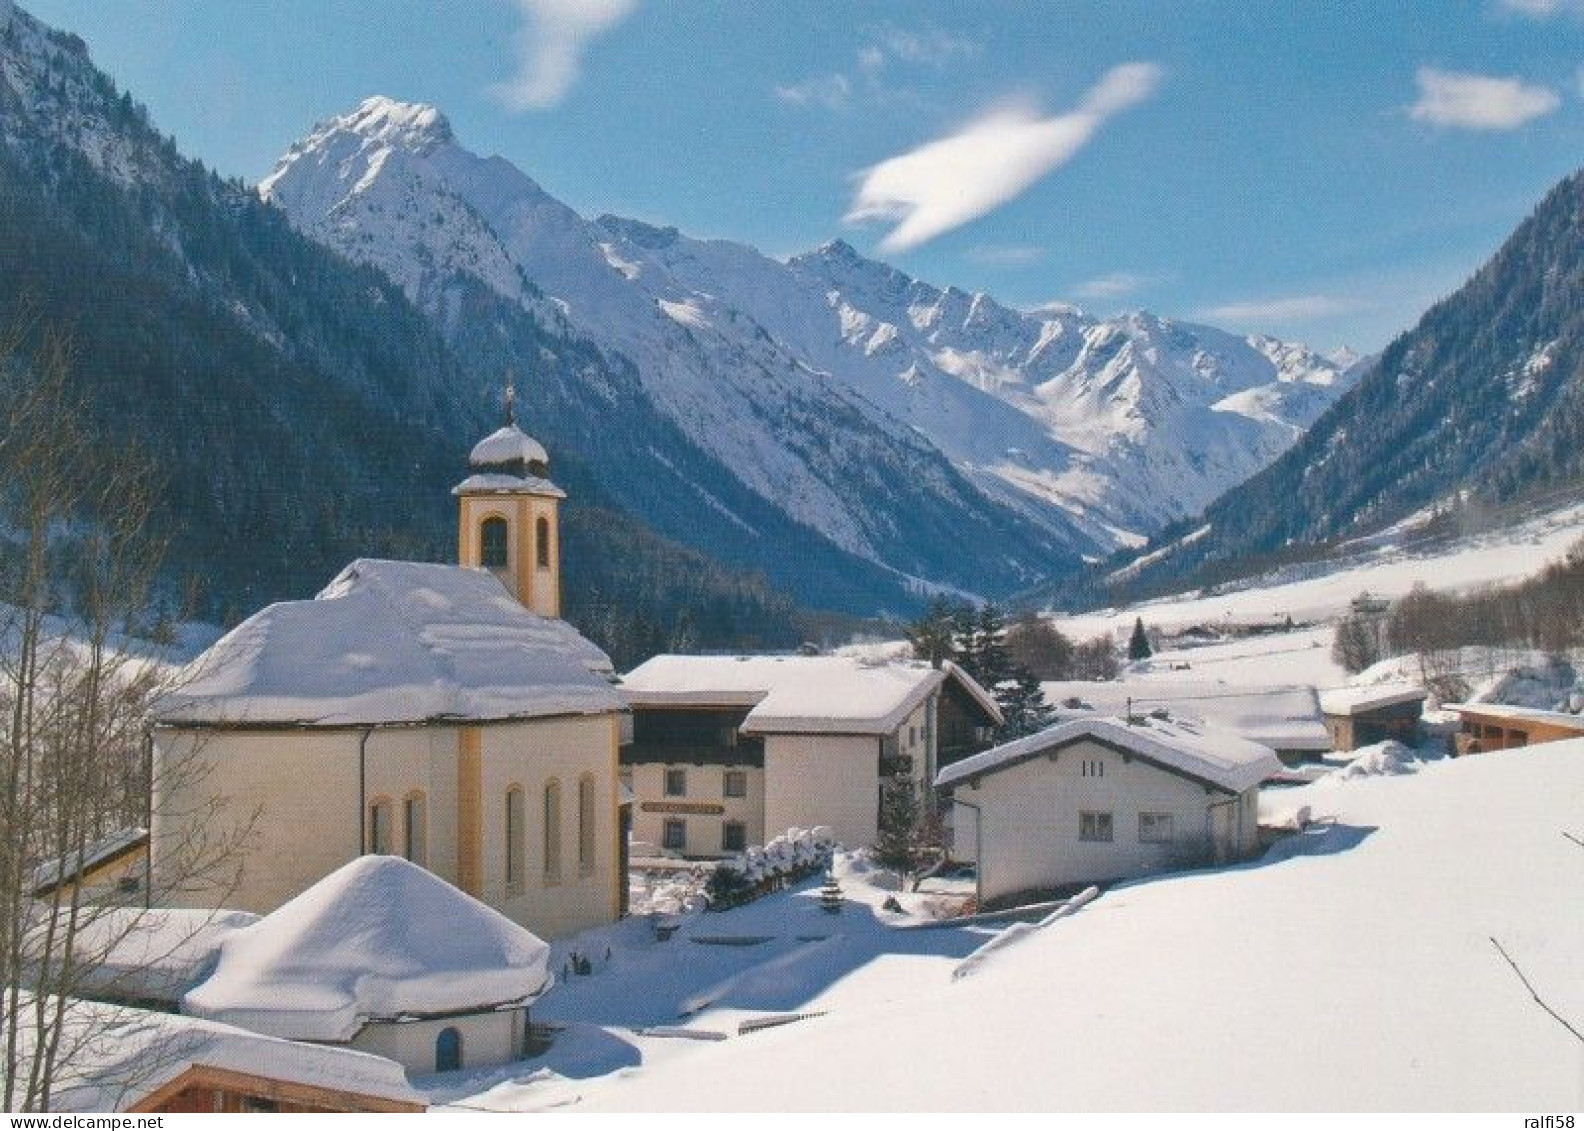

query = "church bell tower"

[{"left": 454, "top": 383, "right": 563, "bottom": 618}]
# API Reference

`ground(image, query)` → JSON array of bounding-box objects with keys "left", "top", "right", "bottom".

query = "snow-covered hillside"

[
  {"left": 261, "top": 96, "right": 1363, "bottom": 557},
  {"left": 434, "top": 744, "right": 1584, "bottom": 1111}
]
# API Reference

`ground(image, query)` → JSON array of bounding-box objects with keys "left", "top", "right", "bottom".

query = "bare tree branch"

[{"left": 1490, "top": 936, "right": 1584, "bottom": 1046}]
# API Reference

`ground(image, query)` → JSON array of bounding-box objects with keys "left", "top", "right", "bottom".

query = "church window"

[
  {"left": 505, "top": 786, "right": 525, "bottom": 889},
  {"left": 481, "top": 516, "right": 509, "bottom": 569},
  {"left": 403, "top": 793, "right": 427, "bottom": 865},
  {"left": 535, "top": 516, "right": 551, "bottom": 570},
  {"left": 577, "top": 774, "right": 596, "bottom": 875},
  {"left": 368, "top": 799, "right": 393, "bottom": 855},
  {"left": 544, "top": 780, "right": 563, "bottom": 882}
]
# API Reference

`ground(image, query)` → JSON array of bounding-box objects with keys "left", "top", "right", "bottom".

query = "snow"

[
  {"left": 468, "top": 423, "right": 549, "bottom": 469},
  {"left": 1442, "top": 700, "right": 1584, "bottom": 732},
  {"left": 1318, "top": 740, "right": 1415, "bottom": 782},
  {"left": 53, "top": 907, "right": 260, "bottom": 1006},
  {"left": 530, "top": 742, "right": 1584, "bottom": 1111},
  {"left": 155, "top": 558, "right": 620, "bottom": 726},
  {"left": 183, "top": 857, "right": 551, "bottom": 1042},
  {"left": 1317, "top": 682, "right": 1426, "bottom": 716},
  {"left": 451, "top": 472, "right": 565, "bottom": 498},
  {"left": 936, "top": 714, "right": 1283, "bottom": 794},
  {"left": 621, "top": 654, "right": 949, "bottom": 735},
  {"left": 15, "top": 995, "right": 421, "bottom": 1112},
  {"left": 1044, "top": 679, "right": 1329, "bottom": 752}
]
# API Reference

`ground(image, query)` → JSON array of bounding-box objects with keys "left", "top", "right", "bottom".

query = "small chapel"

[{"left": 150, "top": 402, "right": 628, "bottom": 940}]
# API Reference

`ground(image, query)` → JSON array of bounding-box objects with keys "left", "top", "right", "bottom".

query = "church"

[{"left": 150, "top": 405, "right": 628, "bottom": 941}]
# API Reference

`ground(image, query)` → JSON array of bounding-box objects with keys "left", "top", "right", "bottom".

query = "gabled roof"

[
  {"left": 1443, "top": 701, "right": 1584, "bottom": 731},
  {"left": 155, "top": 559, "right": 619, "bottom": 727},
  {"left": 1318, "top": 682, "right": 1426, "bottom": 717},
  {"left": 936, "top": 715, "right": 1282, "bottom": 794},
  {"left": 21, "top": 994, "right": 422, "bottom": 1113},
  {"left": 620, "top": 654, "right": 990, "bottom": 735},
  {"left": 1044, "top": 681, "right": 1329, "bottom": 751},
  {"left": 31, "top": 826, "right": 148, "bottom": 896},
  {"left": 183, "top": 856, "right": 551, "bottom": 1042}
]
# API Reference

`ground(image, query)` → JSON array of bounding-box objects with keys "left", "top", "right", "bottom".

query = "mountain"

[
  {"left": 1111, "top": 165, "right": 1584, "bottom": 598},
  {"left": 261, "top": 97, "right": 1362, "bottom": 565},
  {"left": 0, "top": 3, "right": 802, "bottom": 665}
]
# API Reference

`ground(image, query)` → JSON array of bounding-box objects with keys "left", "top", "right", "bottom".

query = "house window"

[
  {"left": 722, "top": 821, "right": 747, "bottom": 853},
  {"left": 535, "top": 516, "right": 551, "bottom": 569},
  {"left": 480, "top": 516, "right": 509, "bottom": 569},
  {"left": 368, "top": 799, "right": 393, "bottom": 854},
  {"left": 435, "top": 1026, "right": 463, "bottom": 1073},
  {"left": 723, "top": 769, "right": 747, "bottom": 798},
  {"left": 1081, "top": 759, "right": 1105, "bottom": 778},
  {"left": 1079, "top": 811, "right": 1114, "bottom": 842},
  {"left": 663, "top": 819, "right": 686, "bottom": 852},
  {"left": 1139, "top": 812, "right": 1173, "bottom": 844},
  {"left": 505, "top": 786, "right": 525, "bottom": 888},
  {"left": 403, "top": 793, "right": 427, "bottom": 864},
  {"left": 544, "top": 780, "right": 563, "bottom": 882},
  {"left": 665, "top": 768, "right": 687, "bottom": 797},
  {"left": 578, "top": 774, "right": 597, "bottom": 874}
]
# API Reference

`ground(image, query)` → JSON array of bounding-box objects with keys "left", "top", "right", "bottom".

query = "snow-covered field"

[
  {"left": 1064, "top": 500, "right": 1584, "bottom": 641},
  {"left": 427, "top": 744, "right": 1584, "bottom": 1111}
]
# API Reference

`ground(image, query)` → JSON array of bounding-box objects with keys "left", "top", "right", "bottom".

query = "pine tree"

[
  {"left": 998, "top": 669, "right": 1055, "bottom": 740},
  {"left": 905, "top": 596, "right": 958, "bottom": 667},
  {"left": 1127, "top": 616, "right": 1153, "bottom": 661}
]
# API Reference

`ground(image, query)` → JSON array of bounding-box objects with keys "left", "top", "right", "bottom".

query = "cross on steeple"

[{"left": 504, "top": 373, "right": 517, "bottom": 427}]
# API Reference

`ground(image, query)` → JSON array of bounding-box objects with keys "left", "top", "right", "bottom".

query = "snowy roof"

[
  {"left": 21, "top": 995, "right": 422, "bottom": 1113},
  {"left": 452, "top": 472, "right": 565, "bottom": 498},
  {"left": 1318, "top": 682, "right": 1426, "bottom": 716},
  {"left": 1442, "top": 701, "right": 1584, "bottom": 730},
  {"left": 155, "top": 559, "right": 619, "bottom": 727},
  {"left": 1043, "top": 681, "right": 1329, "bottom": 751},
  {"left": 51, "top": 907, "right": 261, "bottom": 1006},
  {"left": 31, "top": 826, "right": 148, "bottom": 894},
  {"left": 941, "top": 660, "right": 1006, "bottom": 727},
  {"left": 936, "top": 714, "right": 1282, "bottom": 794},
  {"left": 620, "top": 654, "right": 964, "bottom": 735},
  {"left": 469, "top": 423, "right": 549, "bottom": 469},
  {"left": 183, "top": 856, "right": 552, "bottom": 1042}
]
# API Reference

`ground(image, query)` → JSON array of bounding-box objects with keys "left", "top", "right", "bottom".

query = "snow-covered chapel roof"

[
  {"left": 155, "top": 559, "right": 619, "bottom": 727},
  {"left": 182, "top": 856, "right": 552, "bottom": 1043},
  {"left": 469, "top": 422, "right": 549, "bottom": 470},
  {"left": 621, "top": 653, "right": 998, "bottom": 735},
  {"left": 937, "top": 714, "right": 1281, "bottom": 794}
]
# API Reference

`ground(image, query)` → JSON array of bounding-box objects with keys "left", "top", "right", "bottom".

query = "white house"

[
  {"left": 936, "top": 715, "right": 1281, "bottom": 905},
  {"left": 182, "top": 855, "right": 551, "bottom": 1078},
  {"left": 620, "top": 655, "right": 1001, "bottom": 854},
  {"left": 151, "top": 416, "right": 629, "bottom": 940}
]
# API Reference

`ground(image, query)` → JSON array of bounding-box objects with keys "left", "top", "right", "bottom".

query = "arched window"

[
  {"left": 543, "top": 780, "right": 562, "bottom": 882},
  {"left": 578, "top": 774, "right": 597, "bottom": 875},
  {"left": 535, "top": 516, "right": 551, "bottom": 570},
  {"left": 505, "top": 786, "right": 525, "bottom": 890},
  {"left": 480, "top": 516, "right": 509, "bottom": 569},
  {"left": 403, "top": 792, "right": 427, "bottom": 865},
  {"left": 367, "top": 798, "right": 393, "bottom": 855},
  {"left": 435, "top": 1026, "right": 463, "bottom": 1073}
]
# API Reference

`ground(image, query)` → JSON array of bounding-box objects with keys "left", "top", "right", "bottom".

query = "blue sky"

[{"left": 26, "top": 0, "right": 1584, "bottom": 350}]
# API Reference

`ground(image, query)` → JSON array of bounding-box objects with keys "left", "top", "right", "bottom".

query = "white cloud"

[
  {"left": 1408, "top": 67, "right": 1560, "bottom": 130},
  {"left": 871, "top": 25, "right": 983, "bottom": 68},
  {"left": 774, "top": 74, "right": 853, "bottom": 110},
  {"left": 845, "top": 63, "right": 1162, "bottom": 254},
  {"left": 1200, "top": 294, "right": 1358, "bottom": 323},
  {"left": 493, "top": 0, "right": 638, "bottom": 111},
  {"left": 1073, "top": 270, "right": 1168, "bottom": 299}
]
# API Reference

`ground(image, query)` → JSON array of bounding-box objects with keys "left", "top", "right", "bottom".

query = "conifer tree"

[{"left": 1128, "top": 616, "right": 1153, "bottom": 661}]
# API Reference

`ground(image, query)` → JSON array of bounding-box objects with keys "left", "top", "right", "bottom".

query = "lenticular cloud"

[{"left": 846, "top": 62, "right": 1161, "bottom": 254}]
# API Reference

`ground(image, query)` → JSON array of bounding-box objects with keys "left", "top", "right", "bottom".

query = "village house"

[
  {"left": 619, "top": 655, "right": 1001, "bottom": 855},
  {"left": 1445, "top": 701, "right": 1584, "bottom": 754},
  {"left": 182, "top": 856, "right": 552, "bottom": 1077},
  {"left": 19, "top": 995, "right": 423, "bottom": 1113},
  {"left": 936, "top": 716, "right": 1281, "bottom": 906},
  {"left": 150, "top": 414, "right": 628, "bottom": 940},
  {"left": 1044, "top": 680, "right": 1331, "bottom": 765},
  {"left": 1318, "top": 684, "right": 1427, "bottom": 751},
  {"left": 30, "top": 827, "right": 150, "bottom": 906}
]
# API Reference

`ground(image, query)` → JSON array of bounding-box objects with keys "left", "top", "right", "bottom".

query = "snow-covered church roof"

[
  {"left": 453, "top": 422, "right": 564, "bottom": 498},
  {"left": 155, "top": 559, "right": 620, "bottom": 727},
  {"left": 937, "top": 714, "right": 1282, "bottom": 794},
  {"left": 470, "top": 422, "right": 549, "bottom": 469},
  {"left": 621, "top": 653, "right": 996, "bottom": 735},
  {"left": 182, "top": 856, "right": 552, "bottom": 1042}
]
